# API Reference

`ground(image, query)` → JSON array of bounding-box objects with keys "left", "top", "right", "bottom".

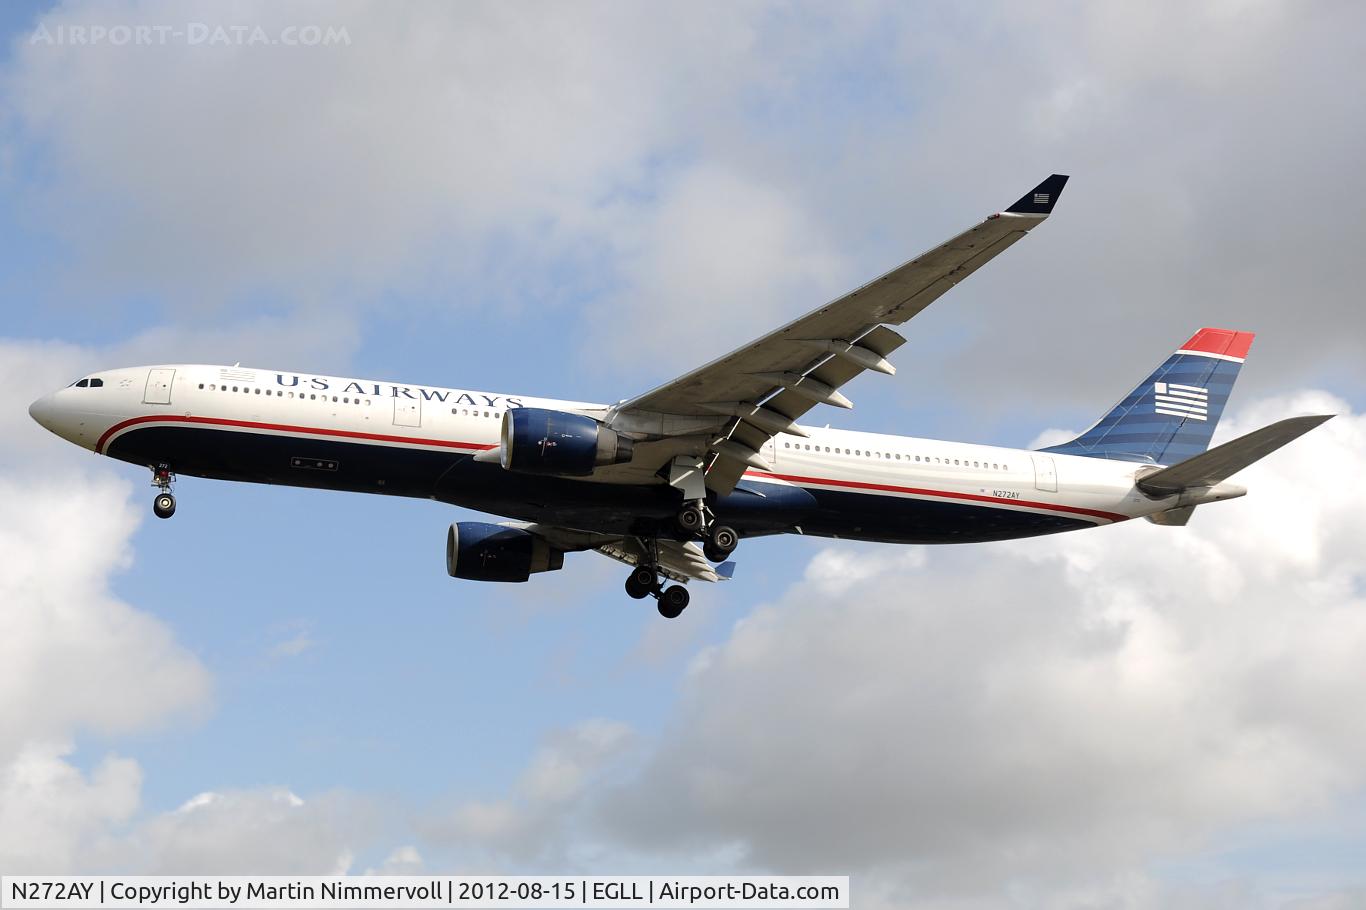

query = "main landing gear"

[
  {"left": 676, "top": 499, "right": 738, "bottom": 563},
  {"left": 624, "top": 562, "right": 692, "bottom": 619},
  {"left": 150, "top": 464, "right": 177, "bottom": 519}
]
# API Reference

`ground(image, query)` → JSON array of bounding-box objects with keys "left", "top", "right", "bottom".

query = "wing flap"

[{"left": 594, "top": 537, "right": 730, "bottom": 584}]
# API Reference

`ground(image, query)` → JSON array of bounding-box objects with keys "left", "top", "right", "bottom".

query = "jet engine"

[
  {"left": 446, "top": 522, "right": 564, "bottom": 583},
  {"left": 499, "top": 407, "right": 634, "bottom": 476}
]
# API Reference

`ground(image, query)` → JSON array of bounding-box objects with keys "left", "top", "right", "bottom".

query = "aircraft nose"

[{"left": 29, "top": 393, "right": 58, "bottom": 432}]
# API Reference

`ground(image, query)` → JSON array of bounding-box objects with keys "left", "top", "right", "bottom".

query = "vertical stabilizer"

[{"left": 1040, "top": 328, "right": 1254, "bottom": 465}]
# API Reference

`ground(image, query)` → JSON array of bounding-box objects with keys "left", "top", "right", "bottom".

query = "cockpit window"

[
  {"left": 68, "top": 377, "right": 104, "bottom": 388},
  {"left": 89, "top": 378, "right": 103, "bottom": 388},
  {"left": 73, "top": 379, "right": 89, "bottom": 388}
]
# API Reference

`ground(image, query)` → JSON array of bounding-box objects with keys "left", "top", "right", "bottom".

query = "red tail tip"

[{"left": 1181, "top": 327, "right": 1255, "bottom": 360}]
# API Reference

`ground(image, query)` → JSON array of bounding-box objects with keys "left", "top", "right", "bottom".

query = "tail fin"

[{"left": 1040, "top": 328, "right": 1255, "bottom": 465}]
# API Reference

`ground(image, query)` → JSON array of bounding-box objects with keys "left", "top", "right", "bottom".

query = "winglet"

[
  {"left": 715, "top": 561, "right": 736, "bottom": 580},
  {"left": 1005, "top": 174, "right": 1069, "bottom": 215}
]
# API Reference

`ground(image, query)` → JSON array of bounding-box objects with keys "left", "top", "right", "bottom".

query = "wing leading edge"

[{"left": 605, "top": 174, "right": 1070, "bottom": 493}]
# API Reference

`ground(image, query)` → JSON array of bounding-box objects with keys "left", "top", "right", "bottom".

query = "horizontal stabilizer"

[{"left": 1136, "top": 415, "right": 1333, "bottom": 496}]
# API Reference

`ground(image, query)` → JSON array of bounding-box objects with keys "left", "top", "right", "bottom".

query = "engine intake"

[
  {"left": 446, "top": 522, "right": 564, "bottom": 583},
  {"left": 500, "top": 407, "right": 634, "bottom": 476}
]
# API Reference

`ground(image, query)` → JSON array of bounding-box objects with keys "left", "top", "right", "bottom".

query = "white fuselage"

[{"left": 29, "top": 364, "right": 1190, "bottom": 544}]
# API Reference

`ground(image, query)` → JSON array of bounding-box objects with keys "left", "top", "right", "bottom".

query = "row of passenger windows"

[
  {"left": 783, "top": 440, "right": 1009, "bottom": 471},
  {"left": 197, "top": 383, "right": 504, "bottom": 419},
  {"left": 199, "top": 383, "right": 373, "bottom": 405}
]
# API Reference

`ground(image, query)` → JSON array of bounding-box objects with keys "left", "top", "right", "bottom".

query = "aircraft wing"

[
  {"left": 604, "top": 174, "right": 1070, "bottom": 494},
  {"left": 501, "top": 522, "right": 732, "bottom": 584}
]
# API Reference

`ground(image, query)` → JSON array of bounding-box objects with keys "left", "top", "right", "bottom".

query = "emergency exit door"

[
  {"left": 1030, "top": 454, "right": 1058, "bottom": 493},
  {"left": 393, "top": 397, "right": 422, "bottom": 428},
  {"left": 143, "top": 368, "right": 175, "bottom": 405}
]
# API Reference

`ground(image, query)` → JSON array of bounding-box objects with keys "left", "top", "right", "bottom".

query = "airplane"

[{"left": 28, "top": 175, "right": 1332, "bottom": 618}]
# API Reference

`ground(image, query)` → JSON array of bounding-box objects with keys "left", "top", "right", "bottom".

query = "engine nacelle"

[
  {"left": 500, "top": 407, "right": 634, "bottom": 477},
  {"left": 446, "top": 522, "right": 564, "bottom": 583}
]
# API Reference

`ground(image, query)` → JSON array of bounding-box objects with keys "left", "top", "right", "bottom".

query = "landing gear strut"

[{"left": 150, "top": 464, "right": 177, "bottom": 519}]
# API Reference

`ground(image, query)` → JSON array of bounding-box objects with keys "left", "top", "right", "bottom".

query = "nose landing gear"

[{"left": 150, "top": 464, "right": 177, "bottom": 519}]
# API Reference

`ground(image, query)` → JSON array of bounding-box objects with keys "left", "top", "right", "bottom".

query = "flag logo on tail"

[
  {"left": 1033, "top": 192, "right": 1050, "bottom": 204},
  {"left": 1154, "top": 382, "right": 1208, "bottom": 421}
]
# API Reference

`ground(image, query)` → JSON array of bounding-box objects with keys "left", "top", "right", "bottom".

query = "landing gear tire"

[
  {"left": 153, "top": 493, "right": 176, "bottom": 519},
  {"left": 625, "top": 565, "right": 656, "bottom": 600},
  {"left": 676, "top": 503, "right": 706, "bottom": 535},
  {"left": 704, "top": 525, "right": 738, "bottom": 562},
  {"left": 657, "top": 585, "right": 690, "bottom": 619}
]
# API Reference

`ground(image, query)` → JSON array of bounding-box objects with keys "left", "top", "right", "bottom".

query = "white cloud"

[
  {"left": 585, "top": 165, "right": 847, "bottom": 376},
  {"left": 426, "top": 719, "right": 633, "bottom": 865},
  {"left": 0, "top": 338, "right": 210, "bottom": 871},
  {"left": 365, "top": 845, "right": 424, "bottom": 876},
  {"left": 0, "top": 743, "right": 141, "bottom": 874},
  {"left": 2, "top": 1, "right": 774, "bottom": 307},
  {"left": 599, "top": 392, "right": 1366, "bottom": 903},
  {"left": 114, "top": 788, "right": 368, "bottom": 874}
]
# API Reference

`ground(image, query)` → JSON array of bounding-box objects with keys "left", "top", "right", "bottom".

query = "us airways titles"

[{"left": 274, "top": 373, "right": 524, "bottom": 409}]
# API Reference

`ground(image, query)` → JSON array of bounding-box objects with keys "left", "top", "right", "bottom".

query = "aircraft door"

[
  {"left": 143, "top": 368, "right": 175, "bottom": 405},
  {"left": 393, "top": 397, "right": 421, "bottom": 428},
  {"left": 1030, "top": 454, "right": 1058, "bottom": 493}
]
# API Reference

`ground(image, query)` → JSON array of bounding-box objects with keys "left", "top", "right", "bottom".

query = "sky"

[{"left": 2, "top": 1, "right": 1366, "bottom": 906}]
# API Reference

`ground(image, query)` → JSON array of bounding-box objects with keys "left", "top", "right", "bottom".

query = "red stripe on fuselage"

[
  {"left": 98, "top": 416, "right": 1128, "bottom": 524},
  {"left": 743, "top": 469, "right": 1129, "bottom": 523},
  {"left": 95, "top": 414, "right": 496, "bottom": 456}
]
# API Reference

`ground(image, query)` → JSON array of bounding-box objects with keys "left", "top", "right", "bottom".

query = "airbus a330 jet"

[{"left": 29, "top": 175, "right": 1331, "bottom": 618}]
